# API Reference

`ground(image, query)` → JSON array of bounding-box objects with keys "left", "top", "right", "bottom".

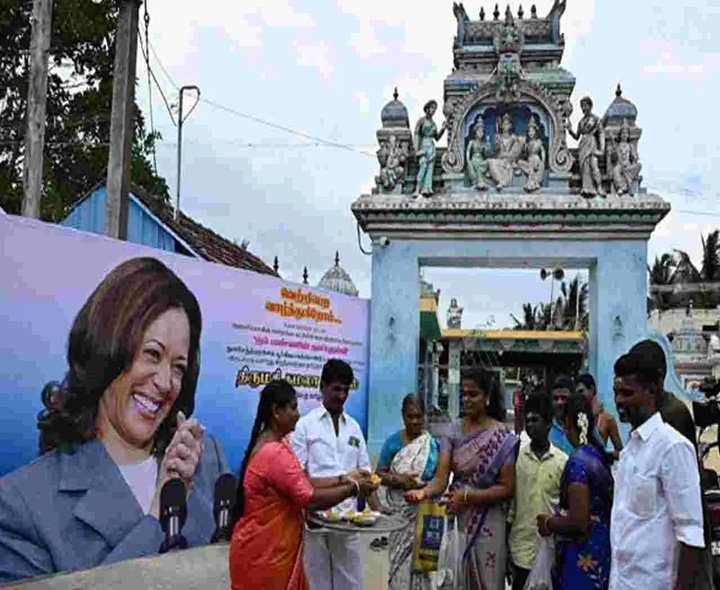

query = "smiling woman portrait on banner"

[{"left": 0, "top": 257, "right": 230, "bottom": 583}]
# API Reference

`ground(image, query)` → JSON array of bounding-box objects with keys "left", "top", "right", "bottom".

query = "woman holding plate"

[
  {"left": 376, "top": 394, "right": 440, "bottom": 590},
  {"left": 229, "top": 380, "right": 375, "bottom": 590}
]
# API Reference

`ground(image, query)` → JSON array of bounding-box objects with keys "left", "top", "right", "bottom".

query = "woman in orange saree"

[{"left": 229, "top": 380, "right": 367, "bottom": 590}]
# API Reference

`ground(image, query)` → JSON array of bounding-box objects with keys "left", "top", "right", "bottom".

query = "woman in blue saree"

[
  {"left": 407, "top": 369, "right": 519, "bottom": 589},
  {"left": 537, "top": 392, "right": 613, "bottom": 589},
  {"left": 377, "top": 394, "right": 440, "bottom": 590}
]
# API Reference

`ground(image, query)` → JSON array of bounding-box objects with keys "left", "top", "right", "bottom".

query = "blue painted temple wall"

[{"left": 366, "top": 237, "right": 649, "bottom": 454}]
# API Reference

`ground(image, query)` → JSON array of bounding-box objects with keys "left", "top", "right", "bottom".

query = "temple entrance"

[
  {"left": 416, "top": 266, "right": 589, "bottom": 426},
  {"left": 352, "top": 1, "right": 670, "bottom": 453}
]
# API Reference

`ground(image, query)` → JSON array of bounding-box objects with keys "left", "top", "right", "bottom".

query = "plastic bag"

[
  {"left": 413, "top": 500, "right": 446, "bottom": 572},
  {"left": 436, "top": 515, "right": 462, "bottom": 589},
  {"left": 523, "top": 536, "right": 554, "bottom": 590}
]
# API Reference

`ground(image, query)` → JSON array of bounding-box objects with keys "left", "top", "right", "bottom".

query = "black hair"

[
  {"left": 320, "top": 359, "right": 354, "bottom": 388},
  {"left": 462, "top": 368, "right": 505, "bottom": 422},
  {"left": 523, "top": 393, "right": 554, "bottom": 424},
  {"left": 613, "top": 351, "right": 663, "bottom": 407},
  {"left": 565, "top": 391, "right": 610, "bottom": 462},
  {"left": 232, "top": 380, "right": 298, "bottom": 525},
  {"left": 401, "top": 393, "right": 424, "bottom": 415},
  {"left": 576, "top": 373, "right": 596, "bottom": 394},
  {"left": 552, "top": 375, "right": 575, "bottom": 393},
  {"left": 627, "top": 339, "right": 667, "bottom": 379}
]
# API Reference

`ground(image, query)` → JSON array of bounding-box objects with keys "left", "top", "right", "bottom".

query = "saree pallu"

[
  {"left": 444, "top": 422, "right": 520, "bottom": 590},
  {"left": 229, "top": 440, "right": 313, "bottom": 590},
  {"left": 382, "top": 432, "right": 439, "bottom": 590}
]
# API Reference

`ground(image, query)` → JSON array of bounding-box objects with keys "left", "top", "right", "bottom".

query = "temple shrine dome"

[
  {"left": 380, "top": 88, "right": 409, "bottom": 129},
  {"left": 603, "top": 83, "right": 638, "bottom": 126},
  {"left": 317, "top": 252, "right": 359, "bottom": 297}
]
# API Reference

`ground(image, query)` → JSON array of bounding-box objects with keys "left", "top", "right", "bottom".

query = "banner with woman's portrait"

[{"left": 0, "top": 214, "right": 369, "bottom": 476}]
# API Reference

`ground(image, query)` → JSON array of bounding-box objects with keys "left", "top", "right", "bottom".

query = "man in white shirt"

[
  {"left": 610, "top": 350, "right": 705, "bottom": 590},
  {"left": 291, "top": 359, "right": 375, "bottom": 590}
]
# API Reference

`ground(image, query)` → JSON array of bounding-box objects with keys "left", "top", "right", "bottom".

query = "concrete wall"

[
  {"left": 649, "top": 308, "right": 720, "bottom": 334},
  {"left": 366, "top": 237, "right": 649, "bottom": 453}
]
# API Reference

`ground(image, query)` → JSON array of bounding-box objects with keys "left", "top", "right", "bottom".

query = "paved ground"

[{"left": 362, "top": 536, "right": 390, "bottom": 589}]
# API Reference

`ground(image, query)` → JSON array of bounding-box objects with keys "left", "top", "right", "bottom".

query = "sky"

[{"left": 135, "top": 0, "right": 720, "bottom": 329}]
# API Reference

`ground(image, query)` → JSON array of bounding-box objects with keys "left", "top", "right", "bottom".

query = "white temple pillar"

[
  {"left": 431, "top": 342, "right": 443, "bottom": 408},
  {"left": 448, "top": 340, "right": 461, "bottom": 418}
]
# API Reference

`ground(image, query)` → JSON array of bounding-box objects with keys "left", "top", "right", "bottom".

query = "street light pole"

[{"left": 175, "top": 85, "right": 200, "bottom": 221}]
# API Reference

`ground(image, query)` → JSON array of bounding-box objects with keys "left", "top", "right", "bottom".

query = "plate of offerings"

[{"left": 307, "top": 507, "right": 407, "bottom": 534}]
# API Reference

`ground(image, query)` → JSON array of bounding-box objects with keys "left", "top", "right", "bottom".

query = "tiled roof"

[{"left": 130, "top": 186, "right": 278, "bottom": 277}]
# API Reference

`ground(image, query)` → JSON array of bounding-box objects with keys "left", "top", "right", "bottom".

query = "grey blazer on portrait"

[{"left": 0, "top": 435, "right": 230, "bottom": 584}]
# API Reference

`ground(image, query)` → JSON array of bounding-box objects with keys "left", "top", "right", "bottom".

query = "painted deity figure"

[
  {"left": 516, "top": 117, "right": 546, "bottom": 192},
  {"left": 413, "top": 100, "right": 447, "bottom": 197},
  {"left": 494, "top": 7, "right": 524, "bottom": 102},
  {"left": 487, "top": 113, "right": 523, "bottom": 191},
  {"left": 447, "top": 298, "right": 463, "bottom": 329},
  {"left": 379, "top": 135, "right": 407, "bottom": 192},
  {"left": 609, "top": 120, "right": 642, "bottom": 196},
  {"left": 567, "top": 96, "right": 606, "bottom": 197},
  {"left": 465, "top": 118, "right": 490, "bottom": 191}
]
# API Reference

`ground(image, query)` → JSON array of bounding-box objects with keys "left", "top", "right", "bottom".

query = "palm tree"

[
  {"left": 510, "top": 302, "right": 552, "bottom": 330},
  {"left": 510, "top": 276, "right": 588, "bottom": 331},
  {"left": 555, "top": 276, "right": 589, "bottom": 330},
  {"left": 647, "top": 230, "right": 720, "bottom": 310},
  {"left": 701, "top": 229, "right": 720, "bottom": 282},
  {"left": 510, "top": 303, "right": 538, "bottom": 330},
  {"left": 648, "top": 253, "right": 676, "bottom": 312},
  {"left": 648, "top": 253, "right": 676, "bottom": 286},
  {"left": 671, "top": 249, "right": 702, "bottom": 284}
]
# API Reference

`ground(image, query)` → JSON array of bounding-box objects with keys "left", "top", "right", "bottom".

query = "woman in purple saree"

[{"left": 407, "top": 368, "right": 519, "bottom": 589}]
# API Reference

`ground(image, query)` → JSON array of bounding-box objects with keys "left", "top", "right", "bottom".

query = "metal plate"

[{"left": 306, "top": 512, "right": 408, "bottom": 535}]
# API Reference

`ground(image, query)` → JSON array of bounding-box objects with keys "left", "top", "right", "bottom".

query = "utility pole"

[
  {"left": 105, "top": 0, "right": 141, "bottom": 240},
  {"left": 175, "top": 85, "right": 200, "bottom": 221},
  {"left": 21, "top": 0, "right": 53, "bottom": 219}
]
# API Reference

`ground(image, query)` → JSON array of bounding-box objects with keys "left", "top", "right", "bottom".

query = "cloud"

[
  {"left": 353, "top": 91, "right": 371, "bottom": 114},
  {"left": 348, "top": 20, "right": 386, "bottom": 60},
  {"left": 139, "top": 0, "right": 720, "bottom": 322},
  {"left": 292, "top": 39, "right": 334, "bottom": 80}
]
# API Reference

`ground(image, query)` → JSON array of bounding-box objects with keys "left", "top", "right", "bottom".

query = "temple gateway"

[{"left": 353, "top": 1, "right": 671, "bottom": 453}]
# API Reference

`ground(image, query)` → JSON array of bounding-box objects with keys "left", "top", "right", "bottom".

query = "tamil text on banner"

[{"left": 0, "top": 214, "right": 369, "bottom": 476}]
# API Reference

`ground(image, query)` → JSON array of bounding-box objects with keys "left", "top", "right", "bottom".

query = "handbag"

[
  {"left": 436, "top": 515, "right": 462, "bottom": 589},
  {"left": 412, "top": 500, "right": 446, "bottom": 572},
  {"left": 523, "top": 536, "right": 554, "bottom": 590}
]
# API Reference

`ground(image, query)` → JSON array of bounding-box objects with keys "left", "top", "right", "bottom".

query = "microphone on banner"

[
  {"left": 211, "top": 473, "right": 236, "bottom": 544},
  {"left": 159, "top": 478, "right": 188, "bottom": 554}
]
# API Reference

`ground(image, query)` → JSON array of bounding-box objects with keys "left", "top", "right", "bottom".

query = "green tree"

[
  {"left": 554, "top": 275, "right": 589, "bottom": 331},
  {"left": 511, "top": 276, "right": 589, "bottom": 331},
  {"left": 648, "top": 231, "right": 720, "bottom": 310},
  {"left": 0, "top": 0, "right": 167, "bottom": 221}
]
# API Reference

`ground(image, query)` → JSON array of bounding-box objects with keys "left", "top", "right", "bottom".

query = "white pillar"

[{"left": 448, "top": 340, "right": 461, "bottom": 419}]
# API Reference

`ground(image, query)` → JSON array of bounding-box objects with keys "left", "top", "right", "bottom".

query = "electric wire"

[
  {"left": 142, "top": 0, "right": 157, "bottom": 174},
  {"left": 143, "top": 39, "right": 374, "bottom": 158},
  {"left": 137, "top": 29, "right": 176, "bottom": 126}
]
